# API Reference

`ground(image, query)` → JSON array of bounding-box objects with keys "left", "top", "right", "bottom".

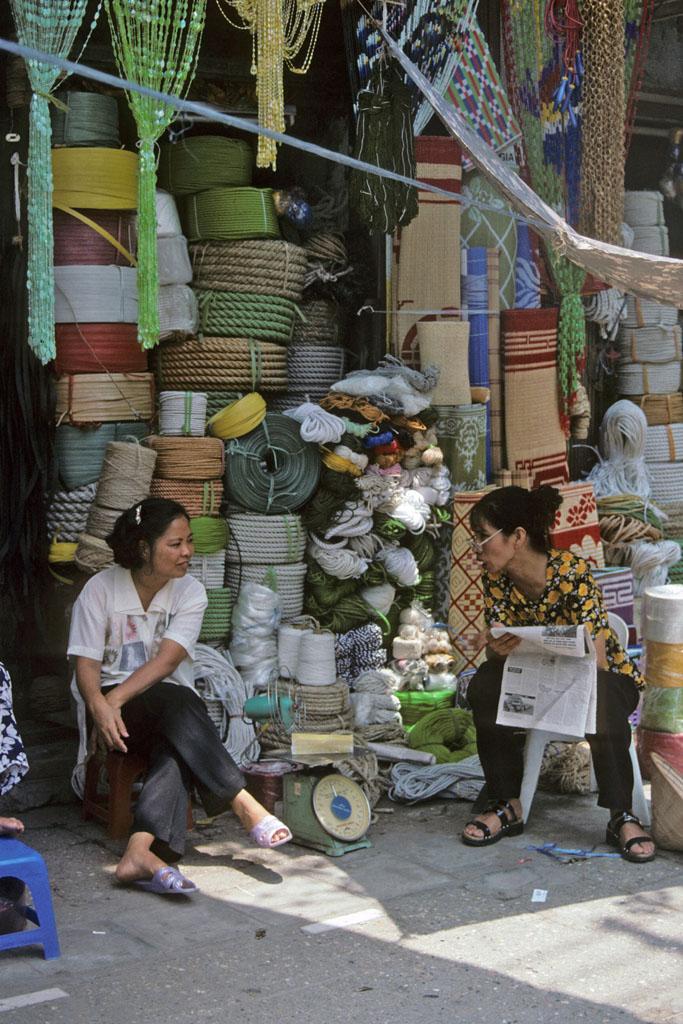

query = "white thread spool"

[
  {"left": 644, "top": 584, "right": 683, "bottom": 644},
  {"left": 296, "top": 630, "right": 337, "bottom": 686},
  {"left": 278, "top": 622, "right": 313, "bottom": 679}
]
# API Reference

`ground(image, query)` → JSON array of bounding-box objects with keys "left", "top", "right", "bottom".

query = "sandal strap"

[
  {"left": 622, "top": 835, "right": 653, "bottom": 853},
  {"left": 610, "top": 811, "right": 641, "bottom": 832},
  {"left": 465, "top": 817, "right": 492, "bottom": 839}
]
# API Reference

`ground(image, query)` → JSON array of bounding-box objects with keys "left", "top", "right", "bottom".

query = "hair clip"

[{"left": 134, "top": 504, "right": 142, "bottom": 525}]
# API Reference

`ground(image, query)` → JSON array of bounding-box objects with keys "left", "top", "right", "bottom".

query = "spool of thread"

[
  {"left": 94, "top": 441, "right": 158, "bottom": 512},
  {"left": 278, "top": 622, "right": 314, "bottom": 679},
  {"left": 158, "top": 391, "right": 208, "bottom": 437},
  {"left": 190, "top": 516, "right": 229, "bottom": 554},
  {"left": 645, "top": 641, "right": 683, "bottom": 688},
  {"left": 644, "top": 584, "right": 683, "bottom": 644},
  {"left": 295, "top": 630, "right": 337, "bottom": 686}
]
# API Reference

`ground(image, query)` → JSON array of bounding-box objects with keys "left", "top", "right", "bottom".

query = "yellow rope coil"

[
  {"left": 320, "top": 448, "right": 363, "bottom": 477},
  {"left": 52, "top": 147, "right": 138, "bottom": 210},
  {"left": 49, "top": 539, "right": 78, "bottom": 563},
  {"left": 207, "top": 392, "right": 267, "bottom": 440}
]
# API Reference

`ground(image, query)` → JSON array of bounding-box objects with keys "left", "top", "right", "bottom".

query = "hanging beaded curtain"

[
  {"left": 106, "top": 0, "right": 207, "bottom": 349},
  {"left": 215, "top": 0, "right": 325, "bottom": 170},
  {"left": 9, "top": 0, "right": 94, "bottom": 364}
]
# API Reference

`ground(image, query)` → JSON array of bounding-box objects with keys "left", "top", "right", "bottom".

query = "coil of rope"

[
  {"left": 51, "top": 90, "right": 120, "bottom": 148},
  {"left": 179, "top": 187, "right": 279, "bottom": 243},
  {"left": 187, "top": 552, "right": 226, "bottom": 590},
  {"left": 146, "top": 435, "right": 224, "bottom": 481},
  {"left": 55, "top": 373, "right": 155, "bottom": 425},
  {"left": 54, "top": 265, "right": 138, "bottom": 323},
  {"left": 52, "top": 147, "right": 138, "bottom": 209},
  {"left": 198, "top": 588, "right": 233, "bottom": 644},
  {"left": 158, "top": 390, "right": 208, "bottom": 437},
  {"left": 196, "top": 290, "right": 298, "bottom": 344},
  {"left": 47, "top": 482, "right": 97, "bottom": 541},
  {"left": 92, "top": 440, "right": 157, "bottom": 512},
  {"left": 55, "top": 422, "right": 149, "bottom": 489},
  {"left": 225, "top": 413, "right": 320, "bottom": 513},
  {"left": 53, "top": 208, "right": 136, "bottom": 267},
  {"left": 283, "top": 402, "right": 346, "bottom": 444},
  {"left": 149, "top": 478, "right": 223, "bottom": 518},
  {"left": 54, "top": 323, "right": 147, "bottom": 375},
  {"left": 158, "top": 136, "right": 253, "bottom": 195},
  {"left": 586, "top": 399, "right": 651, "bottom": 498},
  {"left": 207, "top": 392, "right": 267, "bottom": 440},
  {"left": 158, "top": 284, "right": 198, "bottom": 339},
  {"left": 157, "top": 234, "right": 192, "bottom": 286},
  {"left": 191, "top": 238, "right": 307, "bottom": 301},
  {"left": 190, "top": 516, "right": 229, "bottom": 554}
]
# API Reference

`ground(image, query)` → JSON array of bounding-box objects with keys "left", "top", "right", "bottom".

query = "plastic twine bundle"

[
  {"left": 180, "top": 188, "right": 280, "bottom": 242},
  {"left": 158, "top": 391, "right": 208, "bottom": 437},
  {"left": 197, "top": 290, "right": 298, "bottom": 345},
  {"left": 587, "top": 400, "right": 651, "bottom": 498},
  {"left": 146, "top": 436, "right": 224, "bottom": 480},
  {"left": 158, "top": 136, "right": 253, "bottom": 195},
  {"left": 54, "top": 266, "right": 138, "bottom": 323},
  {"left": 224, "top": 414, "right": 320, "bottom": 513},
  {"left": 149, "top": 478, "right": 223, "bottom": 518},
  {"left": 55, "top": 422, "right": 149, "bottom": 488},
  {"left": 53, "top": 208, "right": 136, "bottom": 267},
  {"left": 225, "top": 562, "right": 307, "bottom": 619},
  {"left": 198, "top": 588, "right": 233, "bottom": 644},
  {"left": 230, "top": 582, "right": 281, "bottom": 692},
  {"left": 55, "top": 374, "right": 155, "bottom": 425},
  {"left": 52, "top": 148, "right": 138, "bottom": 209},
  {"left": 51, "top": 90, "right": 120, "bottom": 148},
  {"left": 190, "top": 516, "right": 229, "bottom": 554},
  {"left": 54, "top": 323, "right": 147, "bottom": 375}
]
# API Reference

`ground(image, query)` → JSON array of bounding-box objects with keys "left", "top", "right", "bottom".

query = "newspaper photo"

[{"left": 493, "top": 625, "right": 597, "bottom": 738}]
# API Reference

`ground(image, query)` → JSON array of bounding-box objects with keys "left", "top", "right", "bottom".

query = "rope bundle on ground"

[
  {"left": 146, "top": 436, "right": 224, "bottom": 480},
  {"left": 190, "top": 239, "right": 307, "bottom": 301},
  {"left": 155, "top": 336, "right": 288, "bottom": 392}
]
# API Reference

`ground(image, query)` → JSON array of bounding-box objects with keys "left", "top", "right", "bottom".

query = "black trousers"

[
  {"left": 113, "top": 681, "right": 245, "bottom": 855},
  {"left": 467, "top": 659, "right": 640, "bottom": 812}
]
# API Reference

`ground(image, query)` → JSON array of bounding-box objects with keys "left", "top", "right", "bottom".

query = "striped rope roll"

[
  {"left": 156, "top": 190, "right": 183, "bottom": 238},
  {"left": 623, "top": 190, "right": 665, "bottom": 227},
  {"left": 224, "top": 413, "right": 320, "bottom": 513},
  {"left": 158, "top": 391, "right": 208, "bottom": 436},
  {"left": 624, "top": 295, "right": 679, "bottom": 329},
  {"left": 94, "top": 441, "right": 158, "bottom": 512},
  {"left": 190, "top": 516, "right": 229, "bottom": 554},
  {"left": 190, "top": 239, "right": 307, "bottom": 301},
  {"left": 628, "top": 394, "right": 683, "bottom": 426},
  {"left": 618, "top": 325, "right": 682, "bottom": 365},
  {"left": 179, "top": 187, "right": 280, "bottom": 243},
  {"left": 146, "top": 436, "right": 224, "bottom": 480},
  {"left": 631, "top": 225, "right": 670, "bottom": 256},
  {"left": 51, "top": 91, "right": 120, "bottom": 148},
  {"left": 47, "top": 483, "right": 97, "bottom": 542},
  {"left": 155, "top": 335, "right": 288, "bottom": 392},
  {"left": 55, "top": 323, "right": 148, "bottom": 375},
  {"left": 85, "top": 502, "right": 121, "bottom": 540},
  {"left": 226, "top": 510, "right": 306, "bottom": 564},
  {"left": 55, "top": 374, "right": 155, "bottom": 425},
  {"left": 53, "top": 208, "right": 136, "bottom": 267},
  {"left": 645, "top": 425, "right": 683, "bottom": 462},
  {"left": 225, "top": 561, "right": 307, "bottom": 619},
  {"left": 157, "top": 235, "right": 192, "bottom": 286},
  {"left": 187, "top": 551, "right": 227, "bottom": 589},
  {"left": 158, "top": 136, "right": 253, "bottom": 195},
  {"left": 196, "top": 290, "right": 298, "bottom": 344},
  {"left": 617, "top": 361, "right": 682, "bottom": 396},
  {"left": 55, "top": 422, "right": 150, "bottom": 489},
  {"left": 292, "top": 299, "right": 342, "bottom": 346},
  {"left": 149, "top": 478, "right": 223, "bottom": 517},
  {"left": 286, "top": 345, "right": 346, "bottom": 391},
  {"left": 74, "top": 533, "right": 114, "bottom": 574},
  {"left": 52, "top": 148, "right": 138, "bottom": 210},
  {"left": 648, "top": 463, "right": 683, "bottom": 505},
  {"left": 206, "top": 390, "right": 244, "bottom": 419},
  {"left": 158, "top": 284, "right": 198, "bottom": 339},
  {"left": 54, "top": 266, "right": 138, "bottom": 324},
  {"left": 199, "top": 588, "right": 233, "bottom": 643}
]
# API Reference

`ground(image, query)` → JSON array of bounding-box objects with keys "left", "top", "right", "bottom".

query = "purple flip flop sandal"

[
  {"left": 133, "top": 866, "right": 199, "bottom": 895},
  {"left": 249, "top": 814, "right": 293, "bottom": 848}
]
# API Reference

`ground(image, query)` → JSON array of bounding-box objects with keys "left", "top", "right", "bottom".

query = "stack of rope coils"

[
  {"left": 154, "top": 189, "right": 197, "bottom": 340},
  {"left": 187, "top": 516, "right": 229, "bottom": 591},
  {"left": 190, "top": 239, "right": 307, "bottom": 300},
  {"left": 272, "top": 297, "right": 346, "bottom": 410},
  {"left": 225, "top": 510, "right": 307, "bottom": 619},
  {"left": 155, "top": 336, "right": 288, "bottom": 393}
]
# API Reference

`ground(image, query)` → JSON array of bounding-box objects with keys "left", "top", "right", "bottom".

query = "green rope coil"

[
  {"left": 406, "top": 531, "right": 437, "bottom": 572},
  {"left": 190, "top": 516, "right": 228, "bottom": 554},
  {"left": 374, "top": 513, "right": 408, "bottom": 542},
  {"left": 51, "top": 90, "right": 120, "bottom": 147},
  {"left": 407, "top": 708, "right": 477, "bottom": 764},
  {"left": 179, "top": 187, "right": 280, "bottom": 242},
  {"left": 198, "top": 586, "right": 232, "bottom": 643},
  {"left": 304, "top": 563, "right": 358, "bottom": 610},
  {"left": 158, "top": 135, "right": 253, "bottom": 195},
  {"left": 396, "top": 690, "right": 455, "bottom": 726},
  {"left": 197, "top": 290, "right": 298, "bottom": 345},
  {"left": 301, "top": 487, "right": 351, "bottom": 534},
  {"left": 225, "top": 413, "right": 320, "bottom": 514}
]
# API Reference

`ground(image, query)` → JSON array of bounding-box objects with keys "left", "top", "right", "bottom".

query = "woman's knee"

[{"left": 467, "top": 658, "right": 505, "bottom": 714}]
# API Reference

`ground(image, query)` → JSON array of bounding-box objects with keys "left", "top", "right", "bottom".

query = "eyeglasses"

[{"left": 469, "top": 527, "right": 503, "bottom": 553}]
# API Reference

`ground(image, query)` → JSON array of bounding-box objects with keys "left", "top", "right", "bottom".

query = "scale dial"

[{"left": 311, "top": 774, "right": 371, "bottom": 842}]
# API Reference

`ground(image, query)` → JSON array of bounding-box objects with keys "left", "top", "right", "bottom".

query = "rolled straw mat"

[
  {"left": 649, "top": 751, "right": 683, "bottom": 851},
  {"left": 417, "top": 321, "right": 471, "bottom": 406},
  {"left": 626, "top": 394, "right": 683, "bottom": 426}
]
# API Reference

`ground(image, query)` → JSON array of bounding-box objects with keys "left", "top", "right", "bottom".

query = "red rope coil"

[
  {"left": 53, "top": 209, "right": 137, "bottom": 267},
  {"left": 54, "top": 323, "right": 148, "bottom": 374}
]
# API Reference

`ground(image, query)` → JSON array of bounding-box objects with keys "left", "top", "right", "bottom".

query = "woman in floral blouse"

[
  {"left": 461, "top": 485, "right": 655, "bottom": 863},
  {"left": 0, "top": 662, "right": 28, "bottom": 835}
]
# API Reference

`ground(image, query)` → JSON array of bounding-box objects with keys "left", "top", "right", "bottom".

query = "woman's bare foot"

[
  {"left": 0, "top": 816, "right": 24, "bottom": 836},
  {"left": 114, "top": 831, "right": 170, "bottom": 885},
  {"left": 608, "top": 812, "right": 656, "bottom": 862},
  {"left": 231, "top": 790, "right": 290, "bottom": 844},
  {"left": 463, "top": 798, "right": 522, "bottom": 841}
]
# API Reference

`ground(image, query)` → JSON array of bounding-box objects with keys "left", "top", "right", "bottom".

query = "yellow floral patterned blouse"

[{"left": 482, "top": 549, "right": 644, "bottom": 689}]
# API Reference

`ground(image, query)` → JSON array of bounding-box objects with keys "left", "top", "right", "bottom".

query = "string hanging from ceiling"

[{"left": 106, "top": 0, "right": 207, "bottom": 349}]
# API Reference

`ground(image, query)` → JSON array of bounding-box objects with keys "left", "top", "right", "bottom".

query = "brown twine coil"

[
  {"left": 292, "top": 299, "right": 342, "bottom": 346},
  {"left": 305, "top": 233, "right": 348, "bottom": 265},
  {"left": 86, "top": 503, "right": 121, "bottom": 540},
  {"left": 74, "top": 533, "right": 114, "bottom": 575},
  {"left": 55, "top": 373, "right": 155, "bottom": 425},
  {"left": 154, "top": 336, "right": 288, "bottom": 392},
  {"left": 630, "top": 394, "right": 683, "bottom": 426},
  {"left": 190, "top": 239, "right": 307, "bottom": 301},
  {"left": 94, "top": 441, "right": 157, "bottom": 511},
  {"left": 599, "top": 513, "right": 662, "bottom": 545},
  {"left": 149, "top": 478, "right": 224, "bottom": 517},
  {"left": 540, "top": 740, "right": 592, "bottom": 794},
  {"left": 146, "top": 436, "right": 224, "bottom": 480}
]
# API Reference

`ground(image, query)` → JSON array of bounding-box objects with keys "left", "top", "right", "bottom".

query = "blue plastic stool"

[{"left": 0, "top": 837, "right": 60, "bottom": 959}]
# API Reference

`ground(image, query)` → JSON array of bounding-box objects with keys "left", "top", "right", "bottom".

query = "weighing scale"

[{"left": 283, "top": 771, "right": 372, "bottom": 856}]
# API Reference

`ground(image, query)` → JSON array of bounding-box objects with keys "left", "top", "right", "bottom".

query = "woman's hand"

[
  {"left": 486, "top": 626, "right": 521, "bottom": 659},
  {"left": 89, "top": 693, "right": 129, "bottom": 753}
]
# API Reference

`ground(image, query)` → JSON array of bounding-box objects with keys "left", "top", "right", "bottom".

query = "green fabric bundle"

[{"left": 408, "top": 708, "right": 477, "bottom": 764}]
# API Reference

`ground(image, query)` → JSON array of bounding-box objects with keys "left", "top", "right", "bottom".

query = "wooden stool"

[{"left": 82, "top": 750, "right": 193, "bottom": 840}]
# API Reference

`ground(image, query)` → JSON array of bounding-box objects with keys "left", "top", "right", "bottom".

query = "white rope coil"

[
  {"left": 630, "top": 225, "right": 669, "bottom": 256},
  {"left": 587, "top": 399, "right": 650, "bottom": 498},
  {"left": 380, "top": 488, "right": 431, "bottom": 533},
  {"left": 157, "top": 234, "right": 192, "bottom": 286},
  {"left": 226, "top": 510, "right": 306, "bottom": 564},
  {"left": 283, "top": 402, "right": 346, "bottom": 444},
  {"left": 187, "top": 551, "right": 226, "bottom": 589},
  {"left": 229, "top": 581, "right": 281, "bottom": 691},
  {"left": 623, "top": 295, "right": 679, "bottom": 329},
  {"left": 644, "top": 584, "right": 683, "bottom": 644},
  {"left": 47, "top": 483, "right": 97, "bottom": 541},
  {"left": 155, "top": 189, "right": 183, "bottom": 237},
  {"left": 54, "top": 265, "right": 138, "bottom": 323},
  {"left": 351, "top": 692, "right": 402, "bottom": 726},
  {"left": 308, "top": 534, "right": 369, "bottom": 579},
  {"left": 388, "top": 757, "right": 485, "bottom": 803},
  {"left": 296, "top": 630, "right": 337, "bottom": 686},
  {"left": 623, "top": 190, "right": 665, "bottom": 227},
  {"left": 158, "top": 284, "right": 198, "bottom": 339},
  {"left": 617, "top": 360, "right": 681, "bottom": 395},
  {"left": 226, "top": 562, "right": 307, "bottom": 620},
  {"left": 618, "top": 325, "right": 682, "bottom": 365},
  {"left": 648, "top": 463, "right": 683, "bottom": 505},
  {"left": 644, "top": 425, "right": 683, "bottom": 463},
  {"left": 375, "top": 545, "right": 420, "bottom": 586},
  {"left": 193, "top": 644, "right": 260, "bottom": 767},
  {"left": 158, "top": 390, "right": 208, "bottom": 437},
  {"left": 605, "top": 539, "right": 681, "bottom": 595},
  {"left": 361, "top": 582, "right": 396, "bottom": 615},
  {"left": 325, "top": 501, "right": 374, "bottom": 540}
]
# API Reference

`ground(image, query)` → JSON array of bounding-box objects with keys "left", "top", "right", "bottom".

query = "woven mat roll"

[
  {"left": 146, "top": 436, "right": 224, "bottom": 480},
  {"left": 54, "top": 265, "right": 138, "bottom": 323},
  {"left": 631, "top": 225, "right": 670, "bottom": 256},
  {"left": 292, "top": 299, "right": 342, "bottom": 346},
  {"left": 158, "top": 284, "right": 198, "bottom": 339},
  {"left": 47, "top": 482, "right": 97, "bottom": 542},
  {"left": 155, "top": 336, "right": 288, "bottom": 392},
  {"left": 179, "top": 188, "right": 279, "bottom": 242},
  {"left": 624, "top": 295, "right": 679, "bottom": 329},
  {"left": 226, "top": 510, "right": 306, "bottom": 564},
  {"left": 157, "top": 235, "right": 192, "bottom": 286},
  {"left": 74, "top": 532, "right": 114, "bottom": 574},
  {"left": 149, "top": 478, "right": 223, "bottom": 517},
  {"left": 158, "top": 136, "right": 253, "bottom": 195},
  {"left": 190, "top": 239, "right": 307, "bottom": 301},
  {"left": 286, "top": 345, "right": 346, "bottom": 391},
  {"left": 51, "top": 91, "right": 119, "bottom": 148},
  {"left": 628, "top": 394, "right": 683, "bottom": 426},
  {"left": 486, "top": 248, "right": 504, "bottom": 472},
  {"left": 617, "top": 361, "right": 682, "bottom": 396},
  {"left": 52, "top": 148, "right": 138, "bottom": 210},
  {"left": 197, "top": 290, "right": 297, "bottom": 344},
  {"left": 54, "top": 323, "right": 147, "bottom": 375},
  {"left": 650, "top": 751, "right": 683, "bottom": 852},
  {"left": 418, "top": 321, "right": 471, "bottom": 406},
  {"left": 53, "top": 208, "right": 136, "bottom": 267},
  {"left": 624, "top": 190, "right": 665, "bottom": 227},
  {"left": 645, "top": 424, "right": 683, "bottom": 462},
  {"left": 55, "top": 373, "right": 154, "bottom": 425},
  {"left": 648, "top": 463, "right": 683, "bottom": 505},
  {"left": 225, "top": 562, "right": 307, "bottom": 619},
  {"left": 619, "top": 325, "right": 682, "bottom": 365},
  {"left": 199, "top": 588, "right": 233, "bottom": 643}
]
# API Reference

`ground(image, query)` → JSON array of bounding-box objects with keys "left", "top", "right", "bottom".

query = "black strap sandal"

[
  {"left": 606, "top": 812, "right": 656, "bottom": 864},
  {"left": 462, "top": 799, "right": 524, "bottom": 847}
]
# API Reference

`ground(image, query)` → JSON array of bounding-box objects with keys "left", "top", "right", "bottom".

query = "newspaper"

[{"left": 493, "top": 625, "right": 597, "bottom": 738}]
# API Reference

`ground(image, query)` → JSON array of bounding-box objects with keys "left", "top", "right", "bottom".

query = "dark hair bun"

[{"left": 529, "top": 485, "right": 563, "bottom": 531}]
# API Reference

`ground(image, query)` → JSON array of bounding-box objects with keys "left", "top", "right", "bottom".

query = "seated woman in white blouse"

[{"left": 68, "top": 498, "right": 291, "bottom": 896}]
